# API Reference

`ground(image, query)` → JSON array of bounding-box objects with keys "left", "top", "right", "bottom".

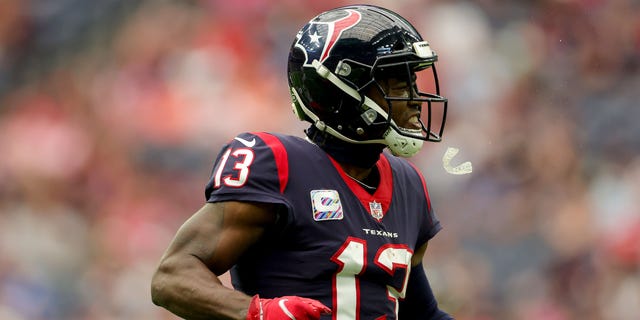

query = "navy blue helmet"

[{"left": 287, "top": 5, "right": 448, "bottom": 157}]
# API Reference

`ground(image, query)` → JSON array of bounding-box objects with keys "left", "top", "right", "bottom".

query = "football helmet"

[{"left": 287, "top": 5, "right": 448, "bottom": 157}]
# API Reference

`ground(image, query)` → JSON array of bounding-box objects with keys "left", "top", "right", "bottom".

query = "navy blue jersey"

[{"left": 205, "top": 132, "right": 442, "bottom": 320}]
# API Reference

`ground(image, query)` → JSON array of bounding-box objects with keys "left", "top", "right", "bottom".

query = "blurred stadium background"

[{"left": 0, "top": 0, "right": 638, "bottom": 319}]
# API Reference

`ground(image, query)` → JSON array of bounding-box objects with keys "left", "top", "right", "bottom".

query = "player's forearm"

[
  {"left": 151, "top": 255, "right": 251, "bottom": 320},
  {"left": 398, "top": 263, "right": 454, "bottom": 319}
]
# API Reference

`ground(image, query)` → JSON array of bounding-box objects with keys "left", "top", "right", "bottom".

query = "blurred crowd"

[{"left": 0, "top": 0, "right": 638, "bottom": 319}]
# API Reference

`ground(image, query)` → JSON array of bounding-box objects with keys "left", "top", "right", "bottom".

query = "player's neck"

[
  {"left": 341, "top": 163, "right": 380, "bottom": 194},
  {"left": 341, "top": 163, "right": 374, "bottom": 183},
  {"left": 305, "top": 126, "right": 385, "bottom": 169}
]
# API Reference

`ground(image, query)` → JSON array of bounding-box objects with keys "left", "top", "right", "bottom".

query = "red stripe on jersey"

[
  {"left": 407, "top": 161, "right": 432, "bottom": 213},
  {"left": 328, "top": 154, "right": 393, "bottom": 219},
  {"left": 254, "top": 132, "right": 289, "bottom": 194}
]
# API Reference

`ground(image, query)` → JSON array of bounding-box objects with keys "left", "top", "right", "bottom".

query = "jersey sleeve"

[{"left": 205, "top": 132, "right": 290, "bottom": 207}]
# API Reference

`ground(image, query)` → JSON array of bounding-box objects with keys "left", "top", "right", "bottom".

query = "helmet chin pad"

[{"left": 383, "top": 127, "right": 424, "bottom": 157}]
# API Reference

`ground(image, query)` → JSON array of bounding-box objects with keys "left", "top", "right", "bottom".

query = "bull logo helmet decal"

[{"left": 294, "top": 9, "right": 362, "bottom": 67}]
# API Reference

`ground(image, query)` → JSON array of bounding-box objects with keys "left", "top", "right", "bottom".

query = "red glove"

[{"left": 246, "top": 295, "right": 331, "bottom": 320}]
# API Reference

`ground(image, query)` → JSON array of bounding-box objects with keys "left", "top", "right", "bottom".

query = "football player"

[{"left": 151, "top": 5, "right": 453, "bottom": 320}]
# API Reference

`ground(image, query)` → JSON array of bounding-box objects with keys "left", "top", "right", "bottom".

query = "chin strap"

[
  {"left": 291, "top": 86, "right": 385, "bottom": 146},
  {"left": 383, "top": 128, "right": 423, "bottom": 157},
  {"left": 311, "top": 60, "right": 391, "bottom": 124}
]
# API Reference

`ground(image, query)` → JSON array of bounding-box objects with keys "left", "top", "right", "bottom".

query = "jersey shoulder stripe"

[{"left": 253, "top": 132, "right": 289, "bottom": 194}]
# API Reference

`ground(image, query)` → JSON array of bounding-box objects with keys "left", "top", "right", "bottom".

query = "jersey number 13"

[{"left": 332, "top": 237, "right": 413, "bottom": 319}]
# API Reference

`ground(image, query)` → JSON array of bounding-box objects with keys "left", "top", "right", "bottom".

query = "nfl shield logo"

[{"left": 369, "top": 201, "right": 383, "bottom": 220}]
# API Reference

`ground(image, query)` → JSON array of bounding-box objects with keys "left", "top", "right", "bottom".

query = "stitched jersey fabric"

[{"left": 205, "top": 132, "right": 442, "bottom": 320}]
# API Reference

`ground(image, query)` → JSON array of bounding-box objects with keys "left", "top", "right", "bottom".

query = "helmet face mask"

[{"left": 288, "top": 5, "right": 447, "bottom": 157}]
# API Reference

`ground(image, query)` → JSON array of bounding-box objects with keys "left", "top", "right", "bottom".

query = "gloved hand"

[{"left": 246, "top": 294, "right": 331, "bottom": 320}]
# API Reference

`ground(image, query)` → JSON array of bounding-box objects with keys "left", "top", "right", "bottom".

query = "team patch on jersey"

[
  {"left": 310, "top": 190, "right": 344, "bottom": 221},
  {"left": 369, "top": 201, "right": 384, "bottom": 220}
]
